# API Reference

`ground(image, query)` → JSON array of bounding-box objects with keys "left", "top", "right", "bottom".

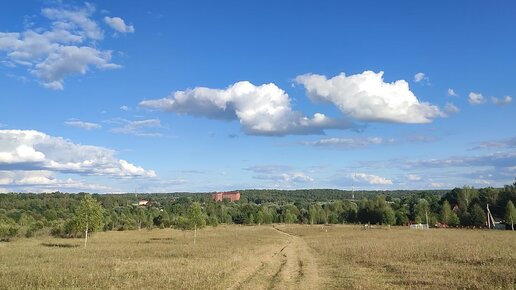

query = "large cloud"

[
  {"left": 0, "top": 130, "right": 155, "bottom": 178},
  {"left": 0, "top": 3, "right": 128, "bottom": 89},
  {"left": 295, "top": 71, "right": 444, "bottom": 123},
  {"left": 140, "top": 81, "right": 354, "bottom": 136}
]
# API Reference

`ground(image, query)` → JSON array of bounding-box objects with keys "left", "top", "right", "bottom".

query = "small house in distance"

[
  {"left": 138, "top": 200, "right": 150, "bottom": 206},
  {"left": 212, "top": 191, "right": 240, "bottom": 202}
]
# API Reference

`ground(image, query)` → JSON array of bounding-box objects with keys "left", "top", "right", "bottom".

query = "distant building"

[
  {"left": 138, "top": 200, "right": 150, "bottom": 206},
  {"left": 212, "top": 191, "right": 240, "bottom": 202}
]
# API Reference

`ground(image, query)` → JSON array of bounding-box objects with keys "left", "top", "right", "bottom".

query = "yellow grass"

[
  {"left": 279, "top": 224, "right": 516, "bottom": 289},
  {"left": 0, "top": 225, "right": 288, "bottom": 289},
  {"left": 0, "top": 225, "right": 514, "bottom": 289}
]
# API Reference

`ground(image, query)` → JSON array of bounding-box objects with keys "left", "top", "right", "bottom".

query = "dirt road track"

[{"left": 229, "top": 226, "right": 320, "bottom": 290}]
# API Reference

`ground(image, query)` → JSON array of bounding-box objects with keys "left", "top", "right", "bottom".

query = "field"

[{"left": 0, "top": 225, "right": 514, "bottom": 289}]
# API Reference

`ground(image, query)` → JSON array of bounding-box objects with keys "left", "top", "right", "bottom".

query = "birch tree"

[{"left": 75, "top": 195, "right": 104, "bottom": 248}]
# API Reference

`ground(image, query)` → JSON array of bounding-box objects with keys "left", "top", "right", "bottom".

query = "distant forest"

[{"left": 1, "top": 180, "right": 515, "bottom": 240}]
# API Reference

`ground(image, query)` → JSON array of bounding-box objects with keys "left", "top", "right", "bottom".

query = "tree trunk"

[
  {"left": 194, "top": 224, "right": 197, "bottom": 245},
  {"left": 512, "top": 217, "right": 514, "bottom": 231},
  {"left": 84, "top": 223, "right": 89, "bottom": 248}
]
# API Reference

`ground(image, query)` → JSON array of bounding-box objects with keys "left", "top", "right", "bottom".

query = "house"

[
  {"left": 138, "top": 200, "right": 150, "bottom": 206},
  {"left": 212, "top": 191, "right": 240, "bottom": 202}
]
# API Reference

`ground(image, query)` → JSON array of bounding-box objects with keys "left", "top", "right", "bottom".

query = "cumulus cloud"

[
  {"left": 352, "top": 173, "right": 392, "bottom": 185},
  {"left": 104, "top": 16, "right": 135, "bottom": 33},
  {"left": 295, "top": 71, "right": 444, "bottom": 123},
  {"left": 413, "top": 72, "right": 429, "bottom": 84},
  {"left": 64, "top": 119, "right": 101, "bottom": 130},
  {"left": 491, "top": 96, "right": 512, "bottom": 105},
  {"left": 447, "top": 88, "right": 458, "bottom": 97},
  {"left": 140, "top": 81, "right": 355, "bottom": 136},
  {"left": 0, "top": 3, "right": 126, "bottom": 89},
  {"left": 303, "top": 137, "right": 387, "bottom": 149},
  {"left": 0, "top": 129, "right": 156, "bottom": 178},
  {"left": 468, "top": 92, "right": 485, "bottom": 105},
  {"left": 120, "top": 105, "right": 130, "bottom": 111},
  {"left": 444, "top": 102, "right": 460, "bottom": 114}
]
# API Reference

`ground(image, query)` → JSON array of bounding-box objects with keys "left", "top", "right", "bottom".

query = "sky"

[{"left": 0, "top": 0, "right": 515, "bottom": 193}]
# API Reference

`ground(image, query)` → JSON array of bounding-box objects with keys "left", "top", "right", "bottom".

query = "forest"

[{"left": 1, "top": 180, "right": 515, "bottom": 240}]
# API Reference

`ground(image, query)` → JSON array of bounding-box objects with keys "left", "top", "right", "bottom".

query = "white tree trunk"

[
  {"left": 194, "top": 224, "right": 197, "bottom": 245},
  {"left": 84, "top": 223, "right": 89, "bottom": 248}
]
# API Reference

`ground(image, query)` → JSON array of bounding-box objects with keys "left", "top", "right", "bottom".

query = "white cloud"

[
  {"left": 444, "top": 102, "right": 460, "bottom": 114},
  {"left": 352, "top": 173, "right": 393, "bottom": 185},
  {"left": 140, "top": 81, "right": 354, "bottom": 136},
  {"left": 0, "top": 3, "right": 124, "bottom": 89},
  {"left": 295, "top": 71, "right": 444, "bottom": 123},
  {"left": 472, "top": 137, "right": 516, "bottom": 150},
  {"left": 407, "top": 174, "right": 421, "bottom": 181},
  {"left": 430, "top": 182, "right": 447, "bottom": 188},
  {"left": 413, "top": 72, "right": 429, "bottom": 84},
  {"left": 303, "top": 137, "right": 386, "bottom": 149},
  {"left": 253, "top": 172, "right": 314, "bottom": 184},
  {"left": 447, "top": 88, "right": 458, "bottom": 97},
  {"left": 64, "top": 119, "right": 101, "bottom": 130},
  {"left": 0, "top": 129, "right": 156, "bottom": 178},
  {"left": 42, "top": 4, "right": 103, "bottom": 40},
  {"left": 280, "top": 172, "right": 314, "bottom": 183},
  {"left": 104, "top": 16, "right": 135, "bottom": 33},
  {"left": 491, "top": 96, "right": 512, "bottom": 105},
  {"left": 108, "top": 118, "right": 164, "bottom": 137},
  {"left": 120, "top": 105, "right": 130, "bottom": 111},
  {"left": 0, "top": 170, "right": 114, "bottom": 192},
  {"left": 244, "top": 165, "right": 313, "bottom": 184},
  {"left": 468, "top": 92, "right": 485, "bottom": 105}
]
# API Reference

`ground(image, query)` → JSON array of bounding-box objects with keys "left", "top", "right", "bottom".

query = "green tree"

[
  {"left": 188, "top": 202, "right": 206, "bottom": 245},
  {"left": 415, "top": 199, "right": 430, "bottom": 224},
  {"left": 470, "top": 204, "right": 486, "bottom": 227},
  {"left": 75, "top": 195, "right": 104, "bottom": 248},
  {"left": 505, "top": 201, "right": 515, "bottom": 231},
  {"left": 382, "top": 206, "right": 396, "bottom": 226}
]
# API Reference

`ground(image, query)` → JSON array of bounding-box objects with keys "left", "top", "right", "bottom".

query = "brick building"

[{"left": 212, "top": 191, "right": 240, "bottom": 202}]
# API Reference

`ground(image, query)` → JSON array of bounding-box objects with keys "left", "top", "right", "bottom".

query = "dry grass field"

[
  {"left": 279, "top": 224, "right": 516, "bottom": 289},
  {"left": 0, "top": 225, "right": 514, "bottom": 289}
]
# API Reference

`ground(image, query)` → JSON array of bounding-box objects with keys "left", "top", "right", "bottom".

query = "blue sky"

[{"left": 0, "top": 0, "right": 515, "bottom": 193}]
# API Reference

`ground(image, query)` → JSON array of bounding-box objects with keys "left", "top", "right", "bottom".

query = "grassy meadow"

[
  {"left": 0, "top": 225, "right": 514, "bottom": 289},
  {"left": 279, "top": 224, "right": 516, "bottom": 289}
]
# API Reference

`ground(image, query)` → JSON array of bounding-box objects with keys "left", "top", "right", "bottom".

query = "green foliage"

[
  {"left": 1, "top": 182, "right": 515, "bottom": 236},
  {"left": 75, "top": 195, "right": 104, "bottom": 234},
  {"left": 440, "top": 200, "right": 460, "bottom": 226},
  {"left": 505, "top": 201, "right": 515, "bottom": 230},
  {"left": 382, "top": 206, "right": 396, "bottom": 225},
  {"left": 469, "top": 204, "right": 486, "bottom": 227}
]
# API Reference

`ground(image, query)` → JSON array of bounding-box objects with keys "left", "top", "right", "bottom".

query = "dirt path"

[{"left": 229, "top": 226, "right": 320, "bottom": 290}]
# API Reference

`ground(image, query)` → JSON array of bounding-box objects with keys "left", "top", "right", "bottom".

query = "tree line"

[{"left": 1, "top": 181, "right": 515, "bottom": 241}]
